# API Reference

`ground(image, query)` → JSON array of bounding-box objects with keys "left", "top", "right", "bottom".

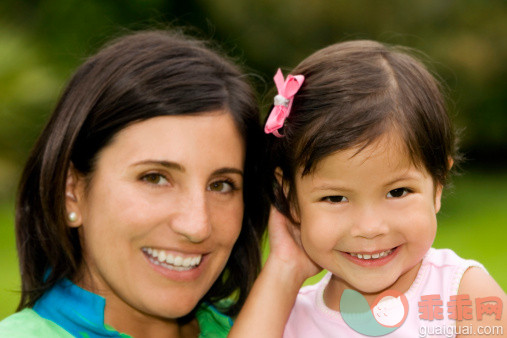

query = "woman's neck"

[
  {"left": 73, "top": 271, "right": 200, "bottom": 338},
  {"left": 104, "top": 296, "right": 200, "bottom": 338}
]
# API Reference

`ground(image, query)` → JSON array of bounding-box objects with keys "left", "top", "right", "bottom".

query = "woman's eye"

[
  {"left": 208, "top": 180, "right": 235, "bottom": 193},
  {"left": 322, "top": 195, "right": 348, "bottom": 203},
  {"left": 141, "top": 173, "right": 169, "bottom": 185},
  {"left": 387, "top": 188, "right": 410, "bottom": 198}
]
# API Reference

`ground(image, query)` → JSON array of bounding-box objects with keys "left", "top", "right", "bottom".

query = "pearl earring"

[{"left": 68, "top": 212, "right": 77, "bottom": 222}]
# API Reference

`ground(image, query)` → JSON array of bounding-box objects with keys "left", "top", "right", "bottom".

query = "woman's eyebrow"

[
  {"left": 130, "top": 161, "right": 243, "bottom": 177},
  {"left": 212, "top": 167, "right": 244, "bottom": 177},
  {"left": 131, "top": 160, "right": 185, "bottom": 172}
]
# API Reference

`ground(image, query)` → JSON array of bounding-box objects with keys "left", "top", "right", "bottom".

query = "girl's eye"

[
  {"left": 387, "top": 188, "right": 410, "bottom": 198},
  {"left": 208, "top": 180, "right": 235, "bottom": 193},
  {"left": 141, "top": 173, "right": 169, "bottom": 186},
  {"left": 322, "top": 195, "right": 348, "bottom": 203}
]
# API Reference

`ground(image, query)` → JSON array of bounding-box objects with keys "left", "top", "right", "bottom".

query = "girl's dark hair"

[
  {"left": 16, "top": 30, "right": 267, "bottom": 316},
  {"left": 267, "top": 40, "right": 460, "bottom": 222}
]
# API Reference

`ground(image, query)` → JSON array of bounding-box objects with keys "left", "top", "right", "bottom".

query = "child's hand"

[
  {"left": 229, "top": 207, "right": 321, "bottom": 338},
  {"left": 266, "top": 207, "right": 322, "bottom": 284}
]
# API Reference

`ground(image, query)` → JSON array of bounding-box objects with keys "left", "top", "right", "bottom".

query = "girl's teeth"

[{"left": 350, "top": 249, "right": 392, "bottom": 260}]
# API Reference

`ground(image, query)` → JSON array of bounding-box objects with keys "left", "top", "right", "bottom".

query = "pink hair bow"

[{"left": 264, "top": 68, "right": 305, "bottom": 137}]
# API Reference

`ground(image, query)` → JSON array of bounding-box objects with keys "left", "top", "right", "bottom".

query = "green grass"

[
  {"left": 0, "top": 203, "right": 19, "bottom": 320},
  {"left": 1, "top": 170, "right": 506, "bottom": 320},
  {"left": 433, "top": 171, "right": 507, "bottom": 289}
]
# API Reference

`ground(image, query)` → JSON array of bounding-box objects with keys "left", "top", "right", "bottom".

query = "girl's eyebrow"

[
  {"left": 383, "top": 172, "right": 423, "bottom": 187},
  {"left": 310, "top": 171, "right": 424, "bottom": 193},
  {"left": 130, "top": 160, "right": 185, "bottom": 172},
  {"left": 310, "top": 184, "right": 353, "bottom": 194}
]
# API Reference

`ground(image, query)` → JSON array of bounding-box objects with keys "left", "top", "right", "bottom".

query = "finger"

[
  {"left": 291, "top": 223, "right": 303, "bottom": 248},
  {"left": 269, "top": 206, "right": 302, "bottom": 246},
  {"left": 268, "top": 206, "right": 288, "bottom": 234}
]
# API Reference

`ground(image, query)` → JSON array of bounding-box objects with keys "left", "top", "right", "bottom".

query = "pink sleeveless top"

[{"left": 283, "top": 248, "right": 486, "bottom": 338}]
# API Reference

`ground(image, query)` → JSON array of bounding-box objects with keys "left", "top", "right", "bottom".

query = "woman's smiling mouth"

[{"left": 142, "top": 247, "right": 202, "bottom": 271}]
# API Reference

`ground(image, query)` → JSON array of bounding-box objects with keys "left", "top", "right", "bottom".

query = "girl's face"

[
  {"left": 68, "top": 112, "right": 244, "bottom": 328},
  {"left": 294, "top": 132, "right": 442, "bottom": 299}
]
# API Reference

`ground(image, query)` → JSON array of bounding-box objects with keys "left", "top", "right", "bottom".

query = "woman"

[{"left": 0, "top": 30, "right": 267, "bottom": 337}]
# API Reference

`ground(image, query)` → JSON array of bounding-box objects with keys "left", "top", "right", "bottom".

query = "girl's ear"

[
  {"left": 448, "top": 157, "right": 454, "bottom": 172},
  {"left": 436, "top": 157, "right": 454, "bottom": 213},
  {"left": 434, "top": 183, "right": 443, "bottom": 213},
  {"left": 66, "top": 164, "right": 84, "bottom": 227},
  {"left": 274, "top": 167, "right": 301, "bottom": 224},
  {"left": 274, "top": 167, "right": 287, "bottom": 196}
]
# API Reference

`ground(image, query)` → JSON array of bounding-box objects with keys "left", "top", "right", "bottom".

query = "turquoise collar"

[
  {"left": 33, "top": 278, "right": 127, "bottom": 337},
  {"left": 33, "top": 278, "right": 233, "bottom": 337}
]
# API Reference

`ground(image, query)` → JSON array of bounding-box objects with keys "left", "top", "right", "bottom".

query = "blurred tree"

[
  {"left": 199, "top": 0, "right": 507, "bottom": 166},
  {"left": 0, "top": 0, "right": 209, "bottom": 165},
  {"left": 0, "top": 0, "right": 506, "bottom": 184},
  {"left": 1, "top": 0, "right": 505, "bottom": 319}
]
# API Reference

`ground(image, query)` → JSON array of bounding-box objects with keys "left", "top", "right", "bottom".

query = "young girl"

[{"left": 231, "top": 40, "right": 506, "bottom": 337}]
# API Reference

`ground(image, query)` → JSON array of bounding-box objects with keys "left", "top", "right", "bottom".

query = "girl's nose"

[
  {"left": 349, "top": 206, "right": 389, "bottom": 239},
  {"left": 170, "top": 192, "right": 212, "bottom": 243}
]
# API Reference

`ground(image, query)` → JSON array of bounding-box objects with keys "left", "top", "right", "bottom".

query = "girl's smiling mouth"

[
  {"left": 342, "top": 246, "right": 400, "bottom": 267},
  {"left": 349, "top": 248, "right": 394, "bottom": 260}
]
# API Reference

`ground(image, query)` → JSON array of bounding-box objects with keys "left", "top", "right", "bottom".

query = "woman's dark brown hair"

[
  {"left": 16, "top": 30, "right": 267, "bottom": 316},
  {"left": 266, "top": 40, "right": 459, "bottom": 222}
]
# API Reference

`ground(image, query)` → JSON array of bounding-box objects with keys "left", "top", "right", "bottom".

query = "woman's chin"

[{"left": 148, "top": 298, "right": 202, "bottom": 319}]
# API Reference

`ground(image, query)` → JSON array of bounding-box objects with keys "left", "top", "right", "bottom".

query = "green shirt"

[{"left": 0, "top": 279, "right": 232, "bottom": 337}]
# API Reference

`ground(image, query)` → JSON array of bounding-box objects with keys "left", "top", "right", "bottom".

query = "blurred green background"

[{"left": 1, "top": 0, "right": 506, "bottom": 319}]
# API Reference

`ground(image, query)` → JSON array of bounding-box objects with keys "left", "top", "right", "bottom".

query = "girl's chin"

[
  {"left": 331, "top": 274, "right": 399, "bottom": 297},
  {"left": 341, "top": 280, "right": 393, "bottom": 295}
]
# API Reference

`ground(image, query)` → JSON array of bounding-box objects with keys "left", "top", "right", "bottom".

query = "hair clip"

[{"left": 264, "top": 68, "right": 304, "bottom": 137}]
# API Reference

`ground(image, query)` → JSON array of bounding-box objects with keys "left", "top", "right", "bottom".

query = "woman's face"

[{"left": 68, "top": 112, "right": 245, "bottom": 324}]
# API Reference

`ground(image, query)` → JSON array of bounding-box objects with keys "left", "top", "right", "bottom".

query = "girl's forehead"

[
  {"left": 301, "top": 131, "right": 419, "bottom": 175},
  {"left": 296, "top": 138, "right": 435, "bottom": 193}
]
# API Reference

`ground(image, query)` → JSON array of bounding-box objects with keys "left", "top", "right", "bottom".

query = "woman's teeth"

[
  {"left": 142, "top": 247, "right": 202, "bottom": 271},
  {"left": 350, "top": 249, "right": 393, "bottom": 260}
]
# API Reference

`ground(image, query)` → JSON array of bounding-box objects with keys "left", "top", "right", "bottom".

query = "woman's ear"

[
  {"left": 66, "top": 164, "right": 84, "bottom": 227},
  {"left": 274, "top": 167, "right": 301, "bottom": 224}
]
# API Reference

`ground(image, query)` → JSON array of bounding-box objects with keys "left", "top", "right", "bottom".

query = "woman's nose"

[
  {"left": 349, "top": 205, "right": 389, "bottom": 239},
  {"left": 170, "top": 192, "right": 212, "bottom": 243}
]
